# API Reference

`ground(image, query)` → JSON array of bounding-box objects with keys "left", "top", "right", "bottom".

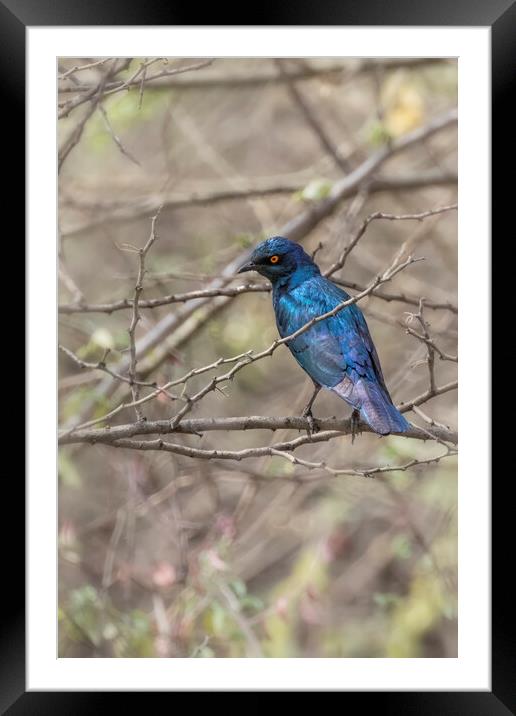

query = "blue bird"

[{"left": 238, "top": 236, "right": 410, "bottom": 436}]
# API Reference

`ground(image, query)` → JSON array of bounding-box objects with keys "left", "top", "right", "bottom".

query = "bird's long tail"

[{"left": 332, "top": 378, "right": 410, "bottom": 436}]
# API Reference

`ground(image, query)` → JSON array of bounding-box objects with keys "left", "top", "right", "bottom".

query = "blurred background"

[{"left": 58, "top": 57, "right": 458, "bottom": 658}]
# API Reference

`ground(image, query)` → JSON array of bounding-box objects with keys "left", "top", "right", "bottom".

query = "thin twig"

[
  {"left": 127, "top": 207, "right": 162, "bottom": 420},
  {"left": 58, "top": 58, "right": 131, "bottom": 120},
  {"left": 399, "top": 380, "right": 458, "bottom": 413},
  {"left": 58, "top": 344, "right": 176, "bottom": 394},
  {"left": 58, "top": 59, "right": 214, "bottom": 118},
  {"left": 406, "top": 328, "right": 458, "bottom": 362},
  {"left": 73, "top": 432, "right": 457, "bottom": 481},
  {"left": 58, "top": 58, "right": 112, "bottom": 80},
  {"left": 98, "top": 103, "right": 141, "bottom": 166},
  {"left": 324, "top": 204, "right": 458, "bottom": 278},
  {"left": 275, "top": 59, "right": 351, "bottom": 173}
]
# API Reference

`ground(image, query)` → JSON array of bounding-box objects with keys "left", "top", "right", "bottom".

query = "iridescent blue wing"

[{"left": 274, "top": 276, "right": 387, "bottom": 391}]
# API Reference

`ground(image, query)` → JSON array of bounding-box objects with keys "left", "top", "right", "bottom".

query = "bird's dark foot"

[
  {"left": 302, "top": 407, "right": 320, "bottom": 436},
  {"left": 350, "top": 409, "right": 361, "bottom": 444},
  {"left": 301, "top": 383, "right": 322, "bottom": 436}
]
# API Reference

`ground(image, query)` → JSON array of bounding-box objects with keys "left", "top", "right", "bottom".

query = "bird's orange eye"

[{"left": 270, "top": 255, "right": 280, "bottom": 264}]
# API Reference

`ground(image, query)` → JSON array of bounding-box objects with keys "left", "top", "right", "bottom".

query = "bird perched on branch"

[{"left": 238, "top": 236, "right": 409, "bottom": 437}]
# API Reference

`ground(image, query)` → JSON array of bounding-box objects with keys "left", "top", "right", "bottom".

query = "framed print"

[{"left": 8, "top": 0, "right": 509, "bottom": 710}]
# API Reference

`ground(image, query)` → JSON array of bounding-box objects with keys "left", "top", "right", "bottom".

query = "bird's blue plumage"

[{"left": 238, "top": 237, "right": 410, "bottom": 435}]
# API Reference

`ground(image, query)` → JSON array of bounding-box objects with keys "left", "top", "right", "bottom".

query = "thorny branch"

[
  {"left": 58, "top": 59, "right": 214, "bottom": 118},
  {"left": 58, "top": 58, "right": 132, "bottom": 167},
  {"left": 126, "top": 207, "right": 162, "bottom": 420},
  {"left": 59, "top": 414, "right": 458, "bottom": 447},
  {"left": 324, "top": 204, "right": 457, "bottom": 279},
  {"left": 59, "top": 345, "right": 154, "bottom": 390},
  {"left": 59, "top": 275, "right": 458, "bottom": 316},
  {"left": 73, "top": 434, "right": 457, "bottom": 482},
  {"left": 404, "top": 299, "right": 458, "bottom": 369}
]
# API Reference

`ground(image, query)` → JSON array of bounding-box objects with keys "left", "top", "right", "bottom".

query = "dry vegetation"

[{"left": 58, "top": 57, "right": 458, "bottom": 658}]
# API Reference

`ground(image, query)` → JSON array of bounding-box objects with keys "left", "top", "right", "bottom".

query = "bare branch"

[
  {"left": 404, "top": 303, "right": 458, "bottom": 364},
  {"left": 60, "top": 169, "right": 457, "bottom": 238},
  {"left": 98, "top": 103, "right": 141, "bottom": 166},
  {"left": 127, "top": 207, "right": 162, "bottom": 420},
  {"left": 59, "top": 412, "right": 458, "bottom": 447},
  {"left": 334, "top": 279, "right": 457, "bottom": 314},
  {"left": 59, "top": 278, "right": 457, "bottom": 317},
  {"left": 58, "top": 59, "right": 215, "bottom": 118},
  {"left": 58, "top": 59, "right": 134, "bottom": 170},
  {"left": 59, "top": 283, "right": 267, "bottom": 315},
  {"left": 61, "top": 430, "right": 457, "bottom": 481},
  {"left": 270, "top": 445, "right": 457, "bottom": 480},
  {"left": 275, "top": 59, "right": 351, "bottom": 173},
  {"left": 58, "top": 58, "right": 132, "bottom": 120},
  {"left": 58, "top": 58, "right": 112, "bottom": 80},
  {"left": 398, "top": 380, "right": 458, "bottom": 413},
  {"left": 58, "top": 100, "right": 99, "bottom": 172},
  {"left": 58, "top": 344, "right": 176, "bottom": 394},
  {"left": 324, "top": 204, "right": 458, "bottom": 278},
  {"left": 411, "top": 405, "right": 452, "bottom": 433},
  {"left": 272, "top": 109, "right": 457, "bottom": 244},
  {"left": 58, "top": 259, "right": 84, "bottom": 304}
]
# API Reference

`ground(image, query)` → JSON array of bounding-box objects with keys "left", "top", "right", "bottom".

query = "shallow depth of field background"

[{"left": 58, "top": 58, "right": 458, "bottom": 658}]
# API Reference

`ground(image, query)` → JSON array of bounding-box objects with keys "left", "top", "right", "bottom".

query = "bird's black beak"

[{"left": 237, "top": 261, "right": 257, "bottom": 274}]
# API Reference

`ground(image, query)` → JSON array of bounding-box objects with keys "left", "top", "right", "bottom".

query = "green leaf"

[
  {"left": 391, "top": 534, "right": 412, "bottom": 560},
  {"left": 240, "top": 595, "right": 264, "bottom": 612},
  {"left": 299, "top": 178, "right": 333, "bottom": 202},
  {"left": 367, "top": 119, "right": 392, "bottom": 147},
  {"left": 229, "top": 579, "right": 247, "bottom": 598},
  {"left": 373, "top": 592, "right": 400, "bottom": 609},
  {"left": 91, "top": 328, "right": 115, "bottom": 351}
]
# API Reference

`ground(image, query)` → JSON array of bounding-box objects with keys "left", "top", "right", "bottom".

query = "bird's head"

[{"left": 237, "top": 236, "right": 319, "bottom": 284}]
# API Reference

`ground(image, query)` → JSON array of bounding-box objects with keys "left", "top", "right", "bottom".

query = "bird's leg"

[
  {"left": 350, "top": 408, "right": 361, "bottom": 444},
  {"left": 302, "top": 382, "right": 321, "bottom": 436}
]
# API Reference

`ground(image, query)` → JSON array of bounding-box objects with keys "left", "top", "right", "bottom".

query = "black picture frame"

[{"left": 8, "top": 0, "right": 508, "bottom": 710}]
